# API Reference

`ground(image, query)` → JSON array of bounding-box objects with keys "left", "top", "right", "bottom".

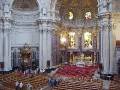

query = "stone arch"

[
  {"left": 9, "top": 0, "right": 40, "bottom": 11},
  {"left": 10, "top": 0, "right": 40, "bottom": 70},
  {"left": 51, "top": 0, "right": 99, "bottom": 21},
  {"left": 51, "top": 0, "right": 100, "bottom": 12}
]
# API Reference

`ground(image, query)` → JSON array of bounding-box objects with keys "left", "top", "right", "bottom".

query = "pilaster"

[
  {"left": 99, "top": 12, "right": 114, "bottom": 74},
  {"left": 47, "top": 30, "right": 52, "bottom": 66},
  {"left": 37, "top": 19, "right": 53, "bottom": 69},
  {"left": 39, "top": 29, "right": 43, "bottom": 69},
  {"left": 3, "top": 18, "right": 12, "bottom": 71}
]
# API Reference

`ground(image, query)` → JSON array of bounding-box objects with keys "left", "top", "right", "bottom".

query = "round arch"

[
  {"left": 50, "top": 0, "right": 99, "bottom": 16},
  {"left": 9, "top": 0, "right": 40, "bottom": 10}
]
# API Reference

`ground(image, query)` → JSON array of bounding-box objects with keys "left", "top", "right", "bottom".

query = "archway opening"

[
  {"left": 54, "top": 0, "right": 99, "bottom": 65},
  {"left": 11, "top": 0, "right": 39, "bottom": 70},
  {"left": 55, "top": 0, "right": 98, "bottom": 21}
]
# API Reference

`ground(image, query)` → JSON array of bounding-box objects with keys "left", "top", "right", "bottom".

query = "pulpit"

[{"left": 20, "top": 44, "right": 32, "bottom": 69}]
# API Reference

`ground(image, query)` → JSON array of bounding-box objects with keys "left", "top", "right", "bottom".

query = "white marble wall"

[
  {"left": 11, "top": 11, "right": 39, "bottom": 46},
  {"left": 0, "top": 21, "right": 3, "bottom": 62},
  {"left": 10, "top": 0, "right": 53, "bottom": 70},
  {"left": 112, "top": 13, "right": 120, "bottom": 74}
]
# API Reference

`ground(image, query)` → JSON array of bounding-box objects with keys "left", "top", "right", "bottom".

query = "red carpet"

[{"left": 56, "top": 65, "right": 98, "bottom": 77}]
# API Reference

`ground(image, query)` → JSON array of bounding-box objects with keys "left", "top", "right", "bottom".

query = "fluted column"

[
  {"left": 102, "top": 25, "right": 110, "bottom": 74},
  {"left": 2, "top": 1, "right": 12, "bottom": 71},
  {"left": 42, "top": 30, "right": 47, "bottom": 69},
  {"left": 0, "top": 17, "right": 11, "bottom": 71},
  {"left": 4, "top": 28, "right": 12, "bottom": 71},
  {"left": 98, "top": 0, "right": 114, "bottom": 74},
  {"left": 39, "top": 29, "right": 52, "bottom": 69},
  {"left": 100, "top": 14, "right": 114, "bottom": 74},
  {"left": 47, "top": 30, "right": 52, "bottom": 66},
  {"left": 39, "top": 30, "right": 43, "bottom": 69},
  {"left": 109, "top": 28, "right": 114, "bottom": 74},
  {"left": 0, "top": 19, "right": 3, "bottom": 63}
]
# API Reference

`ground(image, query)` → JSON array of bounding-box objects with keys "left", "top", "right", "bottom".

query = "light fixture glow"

[
  {"left": 85, "top": 12, "right": 92, "bottom": 19},
  {"left": 60, "top": 37, "right": 67, "bottom": 44},
  {"left": 60, "top": 34, "right": 67, "bottom": 44},
  {"left": 69, "top": 12, "right": 73, "bottom": 20},
  {"left": 69, "top": 32, "right": 75, "bottom": 36},
  {"left": 84, "top": 32, "right": 92, "bottom": 49},
  {"left": 84, "top": 32, "right": 91, "bottom": 41}
]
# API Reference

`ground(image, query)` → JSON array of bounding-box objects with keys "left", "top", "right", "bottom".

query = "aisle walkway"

[
  {"left": 42, "top": 85, "right": 52, "bottom": 90},
  {"left": 103, "top": 80, "right": 110, "bottom": 90}
]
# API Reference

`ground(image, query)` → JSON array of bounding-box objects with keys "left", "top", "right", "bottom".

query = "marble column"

[
  {"left": 0, "top": 20, "right": 3, "bottom": 63},
  {"left": 42, "top": 30, "right": 47, "bottom": 69},
  {"left": 4, "top": 29, "right": 12, "bottom": 71},
  {"left": 38, "top": 19, "right": 53, "bottom": 69},
  {"left": 100, "top": 26, "right": 104, "bottom": 64},
  {"left": 98, "top": 0, "right": 112, "bottom": 74},
  {"left": 47, "top": 30, "right": 52, "bottom": 66},
  {"left": 39, "top": 30, "right": 43, "bottom": 69},
  {"left": 100, "top": 15, "right": 114, "bottom": 74},
  {"left": 3, "top": 2, "right": 12, "bottom": 71},
  {"left": 39, "top": 29, "right": 52, "bottom": 69},
  {"left": 102, "top": 26, "right": 110, "bottom": 74},
  {"left": 109, "top": 29, "right": 114, "bottom": 74}
]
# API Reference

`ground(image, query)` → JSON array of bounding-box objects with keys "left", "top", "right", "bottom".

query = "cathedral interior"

[{"left": 0, "top": 0, "right": 120, "bottom": 90}]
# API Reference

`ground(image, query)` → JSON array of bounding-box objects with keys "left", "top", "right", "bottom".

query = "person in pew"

[
  {"left": 51, "top": 78, "right": 55, "bottom": 87},
  {"left": 54, "top": 79, "right": 57, "bottom": 86},
  {"left": 27, "top": 83, "right": 32, "bottom": 90},
  {"left": 56, "top": 77, "right": 61, "bottom": 85},
  {"left": 29, "top": 83, "right": 32, "bottom": 90},
  {"left": 48, "top": 77, "right": 55, "bottom": 87},
  {"left": 36, "top": 67, "right": 40, "bottom": 74},
  {"left": 19, "top": 82, "right": 23, "bottom": 90},
  {"left": 15, "top": 81, "right": 19, "bottom": 90},
  {"left": 48, "top": 77, "right": 52, "bottom": 87}
]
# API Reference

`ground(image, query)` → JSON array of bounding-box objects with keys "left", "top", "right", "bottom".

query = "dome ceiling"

[
  {"left": 12, "top": 0, "right": 38, "bottom": 11},
  {"left": 56, "top": 0, "right": 98, "bottom": 20}
]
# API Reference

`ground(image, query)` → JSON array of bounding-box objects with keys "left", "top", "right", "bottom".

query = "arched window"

[
  {"left": 68, "top": 32, "right": 76, "bottom": 48},
  {"left": 83, "top": 32, "right": 92, "bottom": 49}
]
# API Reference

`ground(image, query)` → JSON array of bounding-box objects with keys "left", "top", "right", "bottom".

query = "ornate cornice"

[{"left": 37, "top": 19, "right": 55, "bottom": 28}]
